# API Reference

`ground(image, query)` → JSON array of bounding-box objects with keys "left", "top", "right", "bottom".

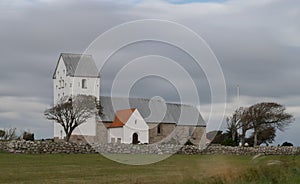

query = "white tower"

[{"left": 52, "top": 53, "right": 100, "bottom": 141}]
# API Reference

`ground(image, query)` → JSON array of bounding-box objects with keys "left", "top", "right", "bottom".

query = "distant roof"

[
  {"left": 100, "top": 96, "right": 206, "bottom": 127},
  {"left": 109, "top": 108, "right": 135, "bottom": 128},
  {"left": 53, "top": 53, "right": 99, "bottom": 79}
]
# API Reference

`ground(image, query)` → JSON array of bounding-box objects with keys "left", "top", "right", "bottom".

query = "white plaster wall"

[
  {"left": 53, "top": 56, "right": 100, "bottom": 138},
  {"left": 108, "top": 127, "right": 123, "bottom": 143},
  {"left": 53, "top": 57, "right": 69, "bottom": 138},
  {"left": 70, "top": 76, "right": 100, "bottom": 100},
  {"left": 53, "top": 57, "right": 70, "bottom": 104},
  {"left": 123, "top": 110, "right": 149, "bottom": 144}
]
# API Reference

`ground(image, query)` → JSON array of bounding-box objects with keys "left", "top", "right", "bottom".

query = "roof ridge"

[
  {"left": 61, "top": 53, "right": 93, "bottom": 57},
  {"left": 99, "top": 96, "right": 196, "bottom": 107}
]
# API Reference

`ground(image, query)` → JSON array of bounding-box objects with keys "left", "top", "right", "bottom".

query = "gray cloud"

[{"left": 0, "top": 0, "right": 299, "bottom": 145}]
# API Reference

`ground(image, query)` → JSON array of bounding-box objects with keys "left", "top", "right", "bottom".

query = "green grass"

[{"left": 0, "top": 153, "right": 300, "bottom": 183}]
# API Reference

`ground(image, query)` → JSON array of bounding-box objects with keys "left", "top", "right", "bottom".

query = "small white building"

[{"left": 108, "top": 108, "right": 149, "bottom": 144}]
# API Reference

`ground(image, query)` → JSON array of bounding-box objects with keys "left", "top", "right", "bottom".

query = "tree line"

[
  {"left": 211, "top": 102, "right": 294, "bottom": 147},
  {"left": 0, "top": 128, "right": 34, "bottom": 141}
]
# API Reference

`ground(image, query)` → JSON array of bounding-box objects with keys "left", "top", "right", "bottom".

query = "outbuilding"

[{"left": 108, "top": 108, "right": 149, "bottom": 144}]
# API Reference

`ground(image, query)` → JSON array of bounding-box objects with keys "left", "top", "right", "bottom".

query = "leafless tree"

[
  {"left": 1, "top": 128, "right": 18, "bottom": 140},
  {"left": 228, "top": 107, "right": 252, "bottom": 146},
  {"left": 44, "top": 95, "right": 103, "bottom": 142}
]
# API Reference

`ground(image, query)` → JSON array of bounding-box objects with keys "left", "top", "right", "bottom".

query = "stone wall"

[
  {"left": 179, "top": 145, "right": 300, "bottom": 155},
  {"left": 148, "top": 123, "right": 176, "bottom": 144},
  {"left": 1, "top": 140, "right": 300, "bottom": 155},
  {"left": 0, "top": 140, "right": 95, "bottom": 154}
]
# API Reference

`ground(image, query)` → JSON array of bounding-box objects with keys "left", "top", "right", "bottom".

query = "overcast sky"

[{"left": 0, "top": 0, "right": 299, "bottom": 145}]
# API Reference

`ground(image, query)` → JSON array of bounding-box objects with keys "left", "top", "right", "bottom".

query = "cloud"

[
  {"left": 0, "top": 96, "right": 52, "bottom": 138},
  {"left": 0, "top": 0, "right": 299, "bottom": 144}
]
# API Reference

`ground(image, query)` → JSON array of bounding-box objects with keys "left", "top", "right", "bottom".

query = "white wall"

[
  {"left": 53, "top": 56, "right": 100, "bottom": 138},
  {"left": 53, "top": 57, "right": 69, "bottom": 103},
  {"left": 123, "top": 110, "right": 149, "bottom": 144},
  {"left": 107, "top": 109, "right": 149, "bottom": 144},
  {"left": 108, "top": 127, "right": 123, "bottom": 143}
]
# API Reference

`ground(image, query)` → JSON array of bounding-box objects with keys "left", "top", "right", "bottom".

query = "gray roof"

[
  {"left": 53, "top": 53, "right": 99, "bottom": 79},
  {"left": 100, "top": 96, "right": 206, "bottom": 127}
]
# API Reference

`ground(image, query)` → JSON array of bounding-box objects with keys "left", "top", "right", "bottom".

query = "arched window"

[
  {"left": 82, "top": 79, "right": 87, "bottom": 89},
  {"left": 157, "top": 124, "right": 161, "bottom": 135}
]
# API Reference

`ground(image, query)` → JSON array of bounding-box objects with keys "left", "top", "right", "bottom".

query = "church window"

[
  {"left": 63, "top": 69, "right": 65, "bottom": 74},
  {"left": 157, "top": 124, "right": 161, "bottom": 135},
  {"left": 117, "top": 138, "right": 121, "bottom": 143},
  {"left": 111, "top": 138, "right": 115, "bottom": 143},
  {"left": 82, "top": 79, "right": 87, "bottom": 89},
  {"left": 58, "top": 93, "right": 60, "bottom": 98},
  {"left": 135, "top": 120, "right": 137, "bottom": 124},
  {"left": 62, "top": 92, "right": 64, "bottom": 96},
  {"left": 70, "top": 83, "right": 72, "bottom": 87}
]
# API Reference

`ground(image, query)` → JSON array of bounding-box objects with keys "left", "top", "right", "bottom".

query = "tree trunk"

[
  {"left": 232, "top": 130, "right": 236, "bottom": 142},
  {"left": 241, "top": 131, "right": 246, "bottom": 146},
  {"left": 253, "top": 129, "right": 258, "bottom": 147},
  {"left": 65, "top": 134, "right": 70, "bottom": 142},
  {"left": 65, "top": 131, "right": 72, "bottom": 142}
]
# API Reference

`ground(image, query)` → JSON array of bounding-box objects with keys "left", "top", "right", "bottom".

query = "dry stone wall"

[
  {"left": 0, "top": 140, "right": 95, "bottom": 154},
  {"left": 1, "top": 141, "right": 300, "bottom": 155},
  {"left": 179, "top": 145, "right": 300, "bottom": 155}
]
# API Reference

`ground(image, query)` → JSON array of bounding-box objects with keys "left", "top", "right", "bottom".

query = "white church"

[{"left": 53, "top": 53, "right": 206, "bottom": 146}]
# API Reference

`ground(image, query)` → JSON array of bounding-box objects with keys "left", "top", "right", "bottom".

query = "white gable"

[{"left": 108, "top": 109, "right": 149, "bottom": 144}]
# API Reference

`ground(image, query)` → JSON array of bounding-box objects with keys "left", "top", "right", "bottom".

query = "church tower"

[{"left": 52, "top": 53, "right": 100, "bottom": 141}]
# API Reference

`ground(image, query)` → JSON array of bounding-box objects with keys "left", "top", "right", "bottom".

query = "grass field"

[{"left": 0, "top": 153, "right": 300, "bottom": 184}]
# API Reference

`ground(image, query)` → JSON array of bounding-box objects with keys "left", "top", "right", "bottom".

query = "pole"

[{"left": 237, "top": 84, "right": 240, "bottom": 108}]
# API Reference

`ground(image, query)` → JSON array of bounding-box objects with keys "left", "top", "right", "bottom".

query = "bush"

[
  {"left": 23, "top": 131, "right": 34, "bottom": 141},
  {"left": 281, "top": 141, "right": 293, "bottom": 146},
  {"left": 0, "top": 130, "right": 5, "bottom": 138},
  {"left": 184, "top": 139, "right": 195, "bottom": 146},
  {"left": 221, "top": 138, "right": 237, "bottom": 146}
]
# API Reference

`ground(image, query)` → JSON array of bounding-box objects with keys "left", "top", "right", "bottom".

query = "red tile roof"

[{"left": 108, "top": 108, "right": 135, "bottom": 128}]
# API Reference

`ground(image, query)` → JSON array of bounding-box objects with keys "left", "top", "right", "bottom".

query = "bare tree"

[
  {"left": 44, "top": 95, "right": 103, "bottom": 142},
  {"left": 228, "top": 107, "right": 252, "bottom": 146},
  {"left": 1, "top": 128, "right": 18, "bottom": 140}
]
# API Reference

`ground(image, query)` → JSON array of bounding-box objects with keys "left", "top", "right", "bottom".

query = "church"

[{"left": 52, "top": 53, "right": 206, "bottom": 147}]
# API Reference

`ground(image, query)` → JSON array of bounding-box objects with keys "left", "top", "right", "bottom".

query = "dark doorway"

[{"left": 132, "top": 133, "right": 138, "bottom": 144}]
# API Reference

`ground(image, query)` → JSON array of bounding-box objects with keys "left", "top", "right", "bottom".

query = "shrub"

[
  {"left": 0, "top": 129, "right": 5, "bottom": 138},
  {"left": 23, "top": 131, "right": 34, "bottom": 141},
  {"left": 281, "top": 141, "right": 293, "bottom": 146},
  {"left": 222, "top": 138, "right": 237, "bottom": 146},
  {"left": 184, "top": 139, "right": 194, "bottom": 146}
]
